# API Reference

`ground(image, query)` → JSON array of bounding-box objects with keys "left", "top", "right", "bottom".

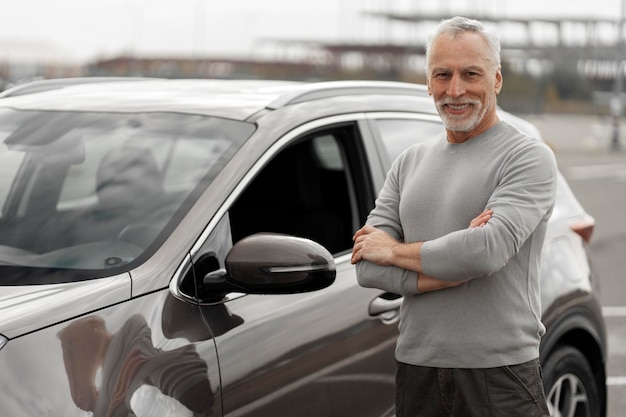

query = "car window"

[
  {"left": 229, "top": 124, "right": 373, "bottom": 255},
  {"left": 312, "top": 134, "right": 344, "bottom": 170},
  {"left": 0, "top": 109, "right": 254, "bottom": 284},
  {"left": 375, "top": 118, "right": 443, "bottom": 161},
  {"left": 57, "top": 132, "right": 232, "bottom": 211}
]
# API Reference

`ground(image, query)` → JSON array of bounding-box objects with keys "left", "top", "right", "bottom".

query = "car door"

[{"left": 188, "top": 120, "right": 400, "bottom": 417}]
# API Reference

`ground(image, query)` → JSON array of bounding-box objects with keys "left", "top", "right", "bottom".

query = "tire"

[{"left": 542, "top": 345, "right": 601, "bottom": 417}]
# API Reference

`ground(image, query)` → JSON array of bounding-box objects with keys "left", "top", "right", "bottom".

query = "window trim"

[
  {"left": 365, "top": 112, "right": 443, "bottom": 169},
  {"left": 189, "top": 113, "right": 376, "bottom": 260}
]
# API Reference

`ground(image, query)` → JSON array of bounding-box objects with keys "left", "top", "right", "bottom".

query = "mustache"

[{"left": 436, "top": 98, "right": 480, "bottom": 106}]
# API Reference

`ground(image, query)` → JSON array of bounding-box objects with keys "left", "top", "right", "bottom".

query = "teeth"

[{"left": 448, "top": 104, "right": 469, "bottom": 110}]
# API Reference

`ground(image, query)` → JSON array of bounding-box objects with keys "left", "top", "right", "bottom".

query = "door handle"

[{"left": 369, "top": 293, "right": 402, "bottom": 323}]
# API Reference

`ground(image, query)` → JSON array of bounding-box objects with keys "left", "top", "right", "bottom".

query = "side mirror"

[{"left": 204, "top": 233, "right": 335, "bottom": 297}]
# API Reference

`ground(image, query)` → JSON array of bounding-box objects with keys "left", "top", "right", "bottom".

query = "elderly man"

[{"left": 351, "top": 16, "right": 555, "bottom": 417}]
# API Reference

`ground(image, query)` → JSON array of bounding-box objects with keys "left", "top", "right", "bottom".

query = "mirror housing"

[{"left": 204, "top": 233, "right": 335, "bottom": 296}]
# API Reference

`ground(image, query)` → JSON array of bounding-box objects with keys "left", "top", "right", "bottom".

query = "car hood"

[{"left": 0, "top": 274, "right": 131, "bottom": 340}]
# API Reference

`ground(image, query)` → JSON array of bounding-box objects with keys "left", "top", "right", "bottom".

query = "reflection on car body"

[
  {"left": 58, "top": 314, "right": 214, "bottom": 416},
  {"left": 0, "top": 78, "right": 606, "bottom": 417}
]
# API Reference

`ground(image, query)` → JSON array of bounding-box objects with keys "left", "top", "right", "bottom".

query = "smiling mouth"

[{"left": 446, "top": 103, "right": 471, "bottom": 111}]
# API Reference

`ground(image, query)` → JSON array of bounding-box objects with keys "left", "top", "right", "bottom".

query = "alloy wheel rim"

[{"left": 546, "top": 372, "right": 590, "bottom": 417}]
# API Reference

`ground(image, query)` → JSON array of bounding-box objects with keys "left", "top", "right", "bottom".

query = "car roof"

[{"left": 0, "top": 78, "right": 431, "bottom": 120}]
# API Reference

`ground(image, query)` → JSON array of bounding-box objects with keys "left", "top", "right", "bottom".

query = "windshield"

[{"left": 0, "top": 109, "right": 254, "bottom": 284}]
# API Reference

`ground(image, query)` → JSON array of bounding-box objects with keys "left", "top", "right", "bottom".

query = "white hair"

[{"left": 425, "top": 16, "right": 501, "bottom": 76}]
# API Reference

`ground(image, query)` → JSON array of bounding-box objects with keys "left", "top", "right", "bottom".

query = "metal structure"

[{"left": 265, "top": 12, "right": 625, "bottom": 80}]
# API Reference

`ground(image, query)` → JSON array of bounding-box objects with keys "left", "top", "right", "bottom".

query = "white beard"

[{"left": 437, "top": 96, "right": 492, "bottom": 132}]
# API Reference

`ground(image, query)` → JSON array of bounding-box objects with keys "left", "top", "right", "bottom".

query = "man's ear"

[{"left": 495, "top": 68, "right": 503, "bottom": 95}]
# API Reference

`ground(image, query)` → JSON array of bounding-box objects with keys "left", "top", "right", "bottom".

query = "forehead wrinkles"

[{"left": 429, "top": 65, "right": 489, "bottom": 79}]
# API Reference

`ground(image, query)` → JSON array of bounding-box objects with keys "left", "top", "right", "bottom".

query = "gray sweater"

[{"left": 356, "top": 121, "right": 557, "bottom": 368}]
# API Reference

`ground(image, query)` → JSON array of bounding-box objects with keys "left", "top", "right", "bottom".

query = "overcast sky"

[{"left": 0, "top": 0, "right": 623, "bottom": 64}]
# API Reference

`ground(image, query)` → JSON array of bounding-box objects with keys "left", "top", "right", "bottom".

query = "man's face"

[{"left": 426, "top": 31, "right": 502, "bottom": 140}]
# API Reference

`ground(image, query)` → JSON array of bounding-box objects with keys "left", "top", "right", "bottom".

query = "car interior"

[{"left": 229, "top": 128, "right": 365, "bottom": 255}]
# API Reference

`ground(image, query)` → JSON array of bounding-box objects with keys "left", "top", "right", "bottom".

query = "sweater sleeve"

[
  {"left": 355, "top": 156, "right": 421, "bottom": 296},
  {"left": 420, "top": 140, "right": 558, "bottom": 281}
]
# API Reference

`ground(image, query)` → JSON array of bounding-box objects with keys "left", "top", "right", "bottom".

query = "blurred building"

[
  {"left": 87, "top": 55, "right": 339, "bottom": 81},
  {"left": 85, "top": 12, "right": 625, "bottom": 84},
  {"left": 3, "top": 11, "right": 625, "bottom": 114},
  {"left": 0, "top": 38, "right": 82, "bottom": 88}
]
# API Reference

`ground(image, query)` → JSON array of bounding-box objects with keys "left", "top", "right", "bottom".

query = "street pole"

[{"left": 611, "top": 0, "right": 626, "bottom": 151}]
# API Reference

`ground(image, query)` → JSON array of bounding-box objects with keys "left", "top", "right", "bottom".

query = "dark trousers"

[{"left": 396, "top": 359, "right": 550, "bottom": 417}]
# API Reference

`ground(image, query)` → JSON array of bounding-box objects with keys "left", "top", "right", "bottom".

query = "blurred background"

[
  {"left": 2, "top": 0, "right": 626, "bottom": 122},
  {"left": 2, "top": 1, "right": 626, "bottom": 415}
]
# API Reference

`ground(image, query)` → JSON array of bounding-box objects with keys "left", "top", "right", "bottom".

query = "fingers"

[
  {"left": 351, "top": 226, "right": 374, "bottom": 264},
  {"left": 351, "top": 228, "right": 367, "bottom": 264},
  {"left": 469, "top": 208, "right": 493, "bottom": 228},
  {"left": 352, "top": 225, "right": 375, "bottom": 241},
  {"left": 351, "top": 241, "right": 361, "bottom": 264},
  {"left": 352, "top": 225, "right": 387, "bottom": 264},
  {"left": 107, "top": 348, "right": 147, "bottom": 415}
]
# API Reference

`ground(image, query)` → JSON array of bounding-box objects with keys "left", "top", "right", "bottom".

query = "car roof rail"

[
  {"left": 267, "top": 80, "right": 429, "bottom": 109},
  {"left": 0, "top": 77, "right": 162, "bottom": 98}
]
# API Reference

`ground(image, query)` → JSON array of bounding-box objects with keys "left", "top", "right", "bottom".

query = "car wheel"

[{"left": 542, "top": 345, "right": 600, "bottom": 417}]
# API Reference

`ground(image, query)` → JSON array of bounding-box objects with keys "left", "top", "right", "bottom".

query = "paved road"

[{"left": 525, "top": 113, "right": 626, "bottom": 416}]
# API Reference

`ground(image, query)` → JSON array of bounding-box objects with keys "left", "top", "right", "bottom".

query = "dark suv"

[{"left": 0, "top": 78, "right": 606, "bottom": 416}]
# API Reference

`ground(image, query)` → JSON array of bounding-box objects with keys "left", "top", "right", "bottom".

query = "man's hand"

[
  {"left": 351, "top": 225, "right": 399, "bottom": 265},
  {"left": 469, "top": 208, "right": 493, "bottom": 228}
]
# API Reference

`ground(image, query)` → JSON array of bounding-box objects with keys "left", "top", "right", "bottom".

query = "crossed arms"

[{"left": 351, "top": 208, "right": 493, "bottom": 293}]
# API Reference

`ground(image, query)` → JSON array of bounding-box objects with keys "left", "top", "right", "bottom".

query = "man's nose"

[{"left": 447, "top": 74, "right": 465, "bottom": 98}]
